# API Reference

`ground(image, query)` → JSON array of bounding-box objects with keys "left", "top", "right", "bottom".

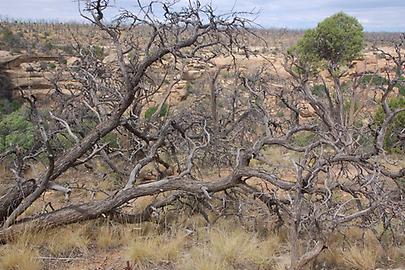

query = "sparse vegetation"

[{"left": 0, "top": 27, "right": 26, "bottom": 50}]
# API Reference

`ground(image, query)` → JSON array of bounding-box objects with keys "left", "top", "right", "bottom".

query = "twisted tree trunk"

[
  {"left": 0, "top": 175, "right": 237, "bottom": 242},
  {"left": 0, "top": 179, "right": 37, "bottom": 225}
]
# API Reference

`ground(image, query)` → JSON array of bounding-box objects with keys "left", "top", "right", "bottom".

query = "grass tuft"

[
  {"left": 342, "top": 245, "right": 379, "bottom": 270},
  {"left": 178, "top": 246, "right": 228, "bottom": 270},
  {"left": 179, "top": 224, "right": 282, "bottom": 269},
  {"left": 95, "top": 224, "right": 121, "bottom": 249},
  {"left": 0, "top": 245, "right": 42, "bottom": 270},
  {"left": 126, "top": 232, "right": 186, "bottom": 264},
  {"left": 45, "top": 224, "right": 90, "bottom": 256}
]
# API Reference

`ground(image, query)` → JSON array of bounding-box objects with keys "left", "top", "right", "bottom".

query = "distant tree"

[{"left": 291, "top": 12, "right": 364, "bottom": 68}]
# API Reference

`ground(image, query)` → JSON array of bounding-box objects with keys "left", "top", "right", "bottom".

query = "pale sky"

[{"left": 0, "top": 0, "right": 404, "bottom": 32}]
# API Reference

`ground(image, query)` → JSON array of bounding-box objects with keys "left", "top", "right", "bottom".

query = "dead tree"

[
  {"left": 229, "top": 36, "right": 405, "bottom": 268},
  {"left": 0, "top": 0, "right": 253, "bottom": 233},
  {"left": 0, "top": 2, "right": 403, "bottom": 269}
]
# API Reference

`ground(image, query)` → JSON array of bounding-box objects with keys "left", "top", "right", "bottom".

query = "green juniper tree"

[{"left": 291, "top": 12, "right": 364, "bottom": 69}]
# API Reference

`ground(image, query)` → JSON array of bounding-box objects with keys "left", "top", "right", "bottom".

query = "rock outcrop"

[{"left": 0, "top": 51, "right": 74, "bottom": 99}]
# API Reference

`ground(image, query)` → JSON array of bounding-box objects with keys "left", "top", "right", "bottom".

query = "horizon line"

[{"left": 0, "top": 16, "right": 403, "bottom": 34}]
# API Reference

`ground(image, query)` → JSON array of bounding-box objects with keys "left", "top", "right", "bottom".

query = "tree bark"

[
  {"left": 0, "top": 176, "right": 237, "bottom": 242},
  {"left": 0, "top": 179, "right": 37, "bottom": 225},
  {"left": 291, "top": 240, "right": 326, "bottom": 270}
]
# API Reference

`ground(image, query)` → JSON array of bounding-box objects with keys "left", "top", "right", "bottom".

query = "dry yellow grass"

[
  {"left": 386, "top": 245, "right": 405, "bottom": 266},
  {"left": 318, "top": 229, "right": 385, "bottom": 269},
  {"left": 0, "top": 208, "right": 402, "bottom": 270},
  {"left": 342, "top": 245, "right": 379, "bottom": 270},
  {"left": 45, "top": 224, "right": 91, "bottom": 256},
  {"left": 0, "top": 228, "right": 44, "bottom": 270},
  {"left": 126, "top": 231, "right": 186, "bottom": 264},
  {"left": 178, "top": 246, "right": 228, "bottom": 270},
  {"left": 118, "top": 222, "right": 160, "bottom": 244},
  {"left": 208, "top": 228, "right": 281, "bottom": 267},
  {"left": 95, "top": 224, "right": 122, "bottom": 249},
  {"left": 0, "top": 245, "right": 42, "bottom": 270},
  {"left": 273, "top": 255, "right": 291, "bottom": 270},
  {"left": 178, "top": 221, "right": 283, "bottom": 270}
]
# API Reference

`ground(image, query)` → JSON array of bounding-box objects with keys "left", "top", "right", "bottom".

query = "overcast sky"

[{"left": 0, "top": 0, "right": 404, "bottom": 32}]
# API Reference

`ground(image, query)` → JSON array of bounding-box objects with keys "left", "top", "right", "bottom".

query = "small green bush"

[
  {"left": 48, "top": 63, "right": 56, "bottom": 69},
  {"left": 92, "top": 45, "right": 105, "bottom": 60},
  {"left": 399, "top": 85, "right": 405, "bottom": 96},
  {"left": 343, "top": 99, "right": 361, "bottom": 114},
  {"left": 360, "top": 74, "right": 388, "bottom": 86},
  {"left": 361, "top": 75, "right": 404, "bottom": 95},
  {"left": 0, "top": 98, "right": 22, "bottom": 115},
  {"left": 53, "top": 132, "right": 75, "bottom": 150},
  {"left": 185, "top": 82, "right": 193, "bottom": 94},
  {"left": 275, "top": 111, "right": 284, "bottom": 118},
  {"left": 292, "top": 131, "right": 316, "bottom": 147},
  {"left": 311, "top": 84, "right": 326, "bottom": 97},
  {"left": 395, "top": 76, "right": 405, "bottom": 96},
  {"left": 59, "top": 57, "right": 68, "bottom": 65},
  {"left": 144, "top": 103, "right": 169, "bottom": 119},
  {"left": 374, "top": 96, "right": 405, "bottom": 153},
  {"left": 52, "top": 119, "right": 120, "bottom": 150},
  {"left": 101, "top": 132, "right": 119, "bottom": 148},
  {"left": 0, "top": 106, "right": 35, "bottom": 152}
]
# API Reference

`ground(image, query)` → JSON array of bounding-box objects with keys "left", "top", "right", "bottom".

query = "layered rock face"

[
  {"left": 0, "top": 50, "right": 77, "bottom": 99},
  {"left": 0, "top": 49, "right": 211, "bottom": 104}
]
